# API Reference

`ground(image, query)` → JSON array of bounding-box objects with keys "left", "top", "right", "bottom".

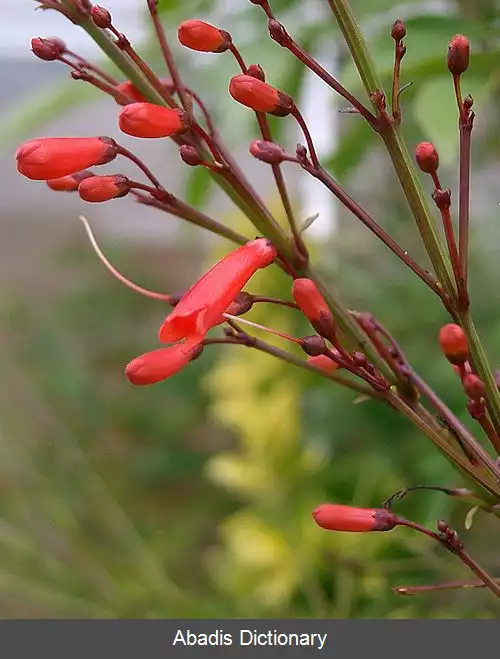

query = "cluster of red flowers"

[{"left": 17, "top": 3, "right": 500, "bottom": 590}]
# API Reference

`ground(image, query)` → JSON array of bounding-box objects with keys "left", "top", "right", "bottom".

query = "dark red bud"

[
  {"left": 415, "top": 141, "right": 439, "bottom": 174},
  {"left": 432, "top": 188, "right": 451, "bottom": 210},
  {"left": 247, "top": 64, "right": 265, "bottom": 81},
  {"left": 179, "top": 145, "right": 203, "bottom": 167},
  {"left": 448, "top": 35, "right": 470, "bottom": 76},
  {"left": 391, "top": 19, "right": 406, "bottom": 41},
  {"left": 462, "top": 373, "right": 485, "bottom": 401},
  {"left": 267, "top": 19, "right": 291, "bottom": 48},
  {"left": 225, "top": 292, "right": 254, "bottom": 316},
  {"left": 91, "top": 5, "right": 112, "bottom": 29},
  {"left": 31, "top": 37, "right": 64, "bottom": 61},
  {"left": 249, "top": 140, "right": 287, "bottom": 165},
  {"left": 300, "top": 335, "right": 327, "bottom": 357}
]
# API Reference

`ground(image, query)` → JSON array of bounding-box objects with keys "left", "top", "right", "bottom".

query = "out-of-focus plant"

[{"left": 9, "top": 0, "right": 500, "bottom": 612}]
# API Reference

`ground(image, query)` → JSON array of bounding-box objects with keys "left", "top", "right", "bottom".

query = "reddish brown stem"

[
  {"left": 116, "top": 146, "right": 165, "bottom": 191},
  {"left": 65, "top": 49, "right": 118, "bottom": 86}
]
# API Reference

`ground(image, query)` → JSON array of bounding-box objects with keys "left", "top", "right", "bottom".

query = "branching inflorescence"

[{"left": 15, "top": 0, "right": 500, "bottom": 598}]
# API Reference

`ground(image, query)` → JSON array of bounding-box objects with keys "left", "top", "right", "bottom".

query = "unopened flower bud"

[
  {"left": 78, "top": 174, "right": 131, "bottom": 202},
  {"left": 247, "top": 64, "right": 265, "bottom": 81},
  {"left": 249, "top": 140, "right": 287, "bottom": 165},
  {"left": 432, "top": 188, "right": 451, "bottom": 210},
  {"left": 462, "top": 373, "right": 485, "bottom": 401},
  {"left": 16, "top": 136, "right": 117, "bottom": 180},
  {"left": 307, "top": 354, "right": 340, "bottom": 373},
  {"left": 229, "top": 74, "right": 294, "bottom": 116},
  {"left": 292, "top": 278, "right": 336, "bottom": 339},
  {"left": 118, "top": 103, "right": 186, "bottom": 138},
  {"left": 313, "top": 504, "right": 398, "bottom": 533},
  {"left": 91, "top": 5, "right": 112, "bottom": 29},
  {"left": 31, "top": 37, "right": 64, "bottom": 61},
  {"left": 439, "top": 323, "right": 468, "bottom": 364},
  {"left": 448, "top": 35, "right": 470, "bottom": 76},
  {"left": 300, "top": 335, "right": 327, "bottom": 357},
  {"left": 391, "top": 19, "right": 406, "bottom": 41},
  {"left": 415, "top": 141, "right": 439, "bottom": 174},
  {"left": 114, "top": 81, "right": 147, "bottom": 106},
  {"left": 46, "top": 169, "right": 93, "bottom": 191},
  {"left": 126, "top": 343, "right": 197, "bottom": 386},
  {"left": 178, "top": 19, "right": 231, "bottom": 53},
  {"left": 179, "top": 145, "right": 203, "bottom": 167},
  {"left": 267, "top": 19, "right": 291, "bottom": 48}
]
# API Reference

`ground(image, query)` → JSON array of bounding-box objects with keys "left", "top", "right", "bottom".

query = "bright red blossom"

[
  {"left": 114, "top": 81, "right": 147, "bottom": 105},
  {"left": 118, "top": 103, "right": 186, "bottom": 138},
  {"left": 178, "top": 19, "right": 231, "bottom": 53},
  {"left": 159, "top": 238, "right": 277, "bottom": 345},
  {"left": 16, "top": 137, "right": 117, "bottom": 180},
  {"left": 125, "top": 343, "right": 200, "bottom": 386},
  {"left": 78, "top": 175, "right": 131, "bottom": 202},
  {"left": 229, "top": 75, "right": 293, "bottom": 116},
  {"left": 312, "top": 504, "right": 397, "bottom": 533}
]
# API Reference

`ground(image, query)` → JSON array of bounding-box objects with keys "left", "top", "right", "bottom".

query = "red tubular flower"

[
  {"left": 448, "top": 34, "right": 470, "bottom": 76},
  {"left": 415, "top": 142, "right": 439, "bottom": 174},
  {"left": 312, "top": 504, "right": 397, "bottom": 533},
  {"left": 439, "top": 323, "right": 469, "bottom": 364},
  {"left": 229, "top": 74, "right": 293, "bottom": 116},
  {"left": 307, "top": 354, "right": 339, "bottom": 372},
  {"left": 292, "top": 278, "right": 336, "bottom": 339},
  {"left": 46, "top": 170, "right": 93, "bottom": 191},
  {"left": 78, "top": 175, "right": 131, "bottom": 202},
  {"left": 159, "top": 238, "right": 277, "bottom": 345},
  {"left": 125, "top": 343, "right": 200, "bottom": 386},
  {"left": 114, "top": 81, "right": 147, "bottom": 106},
  {"left": 118, "top": 103, "right": 186, "bottom": 138},
  {"left": 16, "top": 137, "right": 117, "bottom": 180},
  {"left": 178, "top": 19, "right": 231, "bottom": 53}
]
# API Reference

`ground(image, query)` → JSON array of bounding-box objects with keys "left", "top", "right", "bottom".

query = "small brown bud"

[
  {"left": 249, "top": 140, "right": 287, "bottom": 165},
  {"left": 432, "top": 188, "right": 451, "bottom": 210},
  {"left": 415, "top": 141, "right": 439, "bottom": 174},
  {"left": 300, "top": 335, "right": 327, "bottom": 357},
  {"left": 225, "top": 292, "right": 254, "bottom": 316},
  {"left": 268, "top": 19, "right": 291, "bottom": 48},
  {"left": 391, "top": 19, "right": 406, "bottom": 41},
  {"left": 448, "top": 35, "right": 470, "bottom": 76},
  {"left": 179, "top": 145, "right": 203, "bottom": 166},
  {"left": 91, "top": 5, "right": 112, "bottom": 29}
]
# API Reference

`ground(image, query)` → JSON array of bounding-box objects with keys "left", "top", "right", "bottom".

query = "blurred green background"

[{"left": 1, "top": 0, "right": 500, "bottom": 618}]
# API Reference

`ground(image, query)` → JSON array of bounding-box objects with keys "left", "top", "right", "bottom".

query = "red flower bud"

[
  {"left": 415, "top": 141, "right": 439, "bottom": 174},
  {"left": 78, "top": 174, "right": 131, "bottom": 202},
  {"left": 292, "top": 278, "right": 336, "bottom": 339},
  {"left": 229, "top": 74, "right": 293, "bottom": 116},
  {"left": 31, "top": 37, "right": 64, "bottom": 61},
  {"left": 249, "top": 140, "right": 287, "bottom": 165},
  {"left": 391, "top": 19, "right": 406, "bottom": 41},
  {"left": 462, "top": 373, "right": 485, "bottom": 401},
  {"left": 126, "top": 342, "right": 200, "bottom": 386},
  {"left": 91, "top": 5, "right": 112, "bottom": 29},
  {"left": 307, "top": 354, "right": 339, "bottom": 372},
  {"left": 439, "top": 323, "right": 468, "bottom": 364},
  {"left": 159, "top": 238, "right": 277, "bottom": 345},
  {"left": 114, "top": 81, "right": 147, "bottom": 106},
  {"left": 118, "top": 103, "right": 186, "bottom": 138},
  {"left": 247, "top": 64, "right": 265, "bottom": 81},
  {"left": 46, "top": 169, "right": 93, "bottom": 191},
  {"left": 179, "top": 145, "right": 203, "bottom": 166},
  {"left": 313, "top": 504, "right": 397, "bottom": 533},
  {"left": 448, "top": 35, "right": 470, "bottom": 76},
  {"left": 16, "top": 136, "right": 118, "bottom": 180},
  {"left": 177, "top": 19, "right": 231, "bottom": 53}
]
